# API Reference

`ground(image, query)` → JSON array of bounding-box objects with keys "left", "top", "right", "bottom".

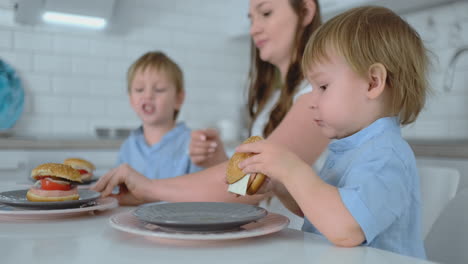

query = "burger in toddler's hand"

[
  {"left": 64, "top": 158, "right": 96, "bottom": 181},
  {"left": 226, "top": 136, "right": 266, "bottom": 196},
  {"left": 27, "top": 163, "right": 82, "bottom": 202}
]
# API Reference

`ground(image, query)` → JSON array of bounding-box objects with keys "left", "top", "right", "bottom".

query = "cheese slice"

[{"left": 228, "top": 174, "right": 250, "bottom": 196}]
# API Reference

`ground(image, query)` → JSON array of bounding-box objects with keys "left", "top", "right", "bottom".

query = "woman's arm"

[
  {"left": 265, "top": 92, "right": 329, "bottom": 214},
  {"left": 93, "top": 162, "right": 265, "bottom": 204},
  {"left": 154, "top": 92, "right": 328, "bottom": 202},
  {"left": 150, "top": 162, "right": 266, "bottom": 204},
  {"left": 267, "top": 93, "right": 329, "bottom": 165},
  {"left": 94, "top": 93, "right": 328, "bottom": 205}
]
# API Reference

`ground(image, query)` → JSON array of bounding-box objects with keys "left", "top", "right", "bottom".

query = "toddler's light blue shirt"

[
  {"left": 117, "top": 122, "right": 203, "bottom": 179},
  {"left": 302, "top": 117, "right": 426, "bottom": 259}
]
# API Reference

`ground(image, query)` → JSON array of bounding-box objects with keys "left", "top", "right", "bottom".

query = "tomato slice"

[
  {"left": 40, "top": 178, "right": 72, "bottom": 191},
  {"left": 77, "top": 169, "right": 88, "bottom": 175}
]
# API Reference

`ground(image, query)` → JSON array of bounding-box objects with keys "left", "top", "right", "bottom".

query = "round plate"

[
  {"left": 133, "top": 202, "right": 268, "bottom": 232},
  {"left": 0, "top": 197, "right": 118, "bottom": 220},
  {"left": 80, "top": 176, "right": 100, "bottom": 185},
  {"left": 0, "top": 189, "right": 101, "bottom": 209},
  {"left": 111, "top": 211, "right": 289, "bottom": 240},
  {"left": 0, "top": 59, "right": 24, "bottom": 130}
]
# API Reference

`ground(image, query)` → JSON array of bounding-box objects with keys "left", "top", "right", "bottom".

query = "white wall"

[
  {"left": 1, "top": 0, "right": 467, "bottom": 140},
  {"left": 0, "top": 0, "right": 250, "bottom": 138},
  {"left": 402, "top": 1, "right": 468, "bottom": 140}
]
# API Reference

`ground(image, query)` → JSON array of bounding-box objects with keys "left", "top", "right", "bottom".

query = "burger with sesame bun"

[
  {"left": 27, "top": 163, "right": 82, "bottom": 202},
  {"left": 63, "top": 158, "right": 96, "bottom": 181},
  {"left": 226, "top": 136, "right": 267, "bottom": 195}
]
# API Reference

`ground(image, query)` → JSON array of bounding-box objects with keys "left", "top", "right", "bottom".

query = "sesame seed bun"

[
  {"left": 63, "top": 158, "right": 96, "bottom": 171},
  {"left": 226, "top": 136, "right": 266, "bottom": 195},
  {"left": 247, "top": 173, "right": 266, "bottom": 195},
  {"left": 31, "top": 163, "right": 82, "bottom": 183}
]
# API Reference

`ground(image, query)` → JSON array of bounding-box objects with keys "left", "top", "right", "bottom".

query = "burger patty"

[{"left": 28, "top": 186, "right": 78, "bottom": 197}]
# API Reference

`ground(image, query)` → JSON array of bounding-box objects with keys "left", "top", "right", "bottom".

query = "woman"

[{"left": 92, "top": 0, "right": 329, "bottom": 209}]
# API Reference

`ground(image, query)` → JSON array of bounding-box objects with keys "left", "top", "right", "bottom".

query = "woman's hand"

[
  {"left": 189, "top": 128, "right": 228, "bottom": 168},
  {"left": 91, "top": 164, "right": 157, "bottom": 205}
]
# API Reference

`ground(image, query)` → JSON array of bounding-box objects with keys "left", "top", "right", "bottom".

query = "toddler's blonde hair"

[
  {"left": 302, "top": 6, "right": 429, "bottom": 125},
  {"left": 127, "top": 51, "right": 184, "bottom": 119}
]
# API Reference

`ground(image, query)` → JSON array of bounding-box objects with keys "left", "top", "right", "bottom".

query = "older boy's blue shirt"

[
  {"left": 302, "top": 117, "right": 426, "bottom": 259},
  {"left": 117, "top": 122, "right": 203, "bottom": 179}
]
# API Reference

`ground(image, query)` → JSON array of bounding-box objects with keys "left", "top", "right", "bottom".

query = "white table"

[{"left": 0, "top": 205, "right": 435, "bottom": 264}]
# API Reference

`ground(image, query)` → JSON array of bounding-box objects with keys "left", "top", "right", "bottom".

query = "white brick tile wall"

[
  {"left": 449, "top": 119, "right": 468, "bottom": 139},
  {"left": 33, "top": 95, "right": 70, "bottom": 115},
  {"left": 0, "top": 29, "right": 12, "bottom": 48},
  {"left": 106, "top": 58, "right": 130, "bottom": 77},
  {"left": 402, "top": 1, "right": 468, "bottom": 140},
  {"left": 1, "top": 0, "right": 466, "bottom": 140},
  {"left": 88, "top": 38, "right": 125, "bottom": 58},
  {"left": 105, "top": 99, "right": 133, "bottom": 118},
  {"left": 72, "top": 57, "right": 108, "bottom": 76},
  {"left": 70, "top": 98, "right": 107, "bottom": 116},
  {"left": 89, "top": 79, "right": 126, "bottom": 97},
  {"left": 53, "top": 36, "right": 90, "bottom": 55},
  {"left": 12, "top": 116, "right": 53, "bottom": 136},
  {"left": 33, "top": 54, "right": 72, "bottom": 74},
  {"left": 14, "top": 31, "right": 52, "bottom": 52},
  {"left": 22, "top": 73, "right": 51, "bottom": 93},
  {"left": 163, "top": 48, "right": 186, "bottom": 67},
  {"left": 451, "top": 67, "right": 468, "bottom": 94},
  {"left": 0, "top": 51, "right": 32, "bottom": 72},
  {"left": 51, "top": 76, "right": 89, "bottom": 95},
  {"left": 124, "top": 43, "right": 158, "bottom": 60},
  {"left": 52, "top": 117, "right": 89, "bottom": 135}
]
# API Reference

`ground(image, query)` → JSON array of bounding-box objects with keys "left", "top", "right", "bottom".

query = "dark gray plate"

[
  {"left": 80, "top": 176, "right": 100, "bottom": 185},
  {"left": 0, "top": 189, "right": 101, "bottom": 210},
  {"left": 133, "top": 202, "right": 268, "bottom": 232}
]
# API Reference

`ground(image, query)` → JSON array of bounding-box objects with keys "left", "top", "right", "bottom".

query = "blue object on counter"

[{"left": 0, "top": 59, "right": 24, "bottom": 130}]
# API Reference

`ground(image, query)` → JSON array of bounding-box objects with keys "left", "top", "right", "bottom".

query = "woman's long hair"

[{"left": 247, "top": 0, "right": 322, "bottom": 137}]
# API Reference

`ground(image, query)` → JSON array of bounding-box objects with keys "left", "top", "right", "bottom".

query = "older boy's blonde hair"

[
  {"left": 127, "top": 51, "right": 184, "bottom": 119},
  {"left": 302, "top": 6, "right": 429, "bottom": 125}
]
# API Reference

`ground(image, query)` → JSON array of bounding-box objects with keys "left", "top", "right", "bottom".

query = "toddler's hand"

[
  {"left": 189, "top": 128, "right": 228, "bottom": 167},
  {"left": 235, "top": 140, "right": 308, "bottom": 183}
]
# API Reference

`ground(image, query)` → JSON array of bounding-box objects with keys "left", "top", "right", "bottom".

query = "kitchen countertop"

[
  {"left": 0, "top": 137, "right": 124, "bottom": 150},
  {"left": 1, "top": 137, "right": 468, "bottom": 159},
  {"left": 0, "top": 136, "right": 241, "bottom": 151},
  {"left": 0, "top": 200, "right": 434, "bottom": 264},
  {"left": 408, "top": 139, "right": 468, "bottom": 159}
]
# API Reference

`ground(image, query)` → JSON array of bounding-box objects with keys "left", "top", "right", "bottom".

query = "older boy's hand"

[
  {"left": 235, "top": 140, "right": 309, "bottom": 183},
  {"left": 189, "top": 128, "right": 228, "bottom": 167},
  {"left": 91, "top": 164, "right": 156, "bottom": 205}
]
